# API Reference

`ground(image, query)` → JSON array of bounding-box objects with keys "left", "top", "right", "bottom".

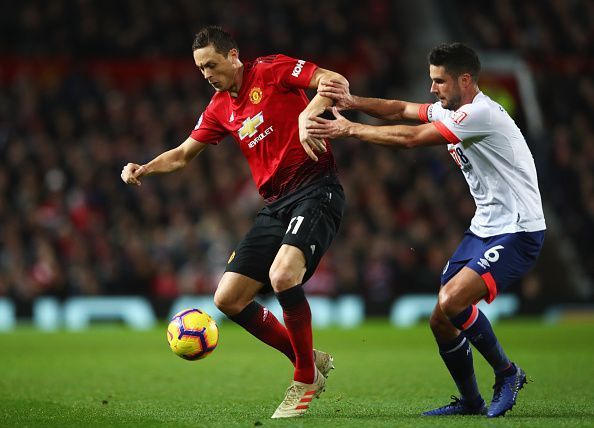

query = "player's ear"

[
  {"left": 459, "top": 73, "right": 472, "bottom": 89},
  {"left": 228, "top": 48, "right": 240, "bottom": 67}
]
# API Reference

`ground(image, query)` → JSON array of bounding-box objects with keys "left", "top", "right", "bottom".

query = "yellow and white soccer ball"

[{"left": 166, "top": 308, "right": 219, "bottom": 360}]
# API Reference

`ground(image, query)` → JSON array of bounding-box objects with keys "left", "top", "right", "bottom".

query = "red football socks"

[
  {"left": 230, "top": 301, "right": 296, "bottom": 365},
  {"left": 276, "top": 285, "right": 315, "bottom": 384}
]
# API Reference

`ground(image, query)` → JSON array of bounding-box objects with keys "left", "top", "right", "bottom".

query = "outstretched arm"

[
  {"left": 121, "top": 137, "right": 208, "bottom": 186},
  {"left": 298, "top": 68, "right": 349, "bottom": 161},
  {"left": 307, "top": 107, "right": 447, "bottom": 149},
  {"left": 318, "top": 79, "right": 424, "bottom": 122}
]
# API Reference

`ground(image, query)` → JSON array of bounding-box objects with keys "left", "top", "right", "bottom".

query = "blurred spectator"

[{"left": 0, "top": 0, "right": 591, "bottom": 315}]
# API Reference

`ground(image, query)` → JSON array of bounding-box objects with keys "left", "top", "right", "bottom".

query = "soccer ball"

[{"left": 166, "top": 308, "right": 219, "bottom": 360}]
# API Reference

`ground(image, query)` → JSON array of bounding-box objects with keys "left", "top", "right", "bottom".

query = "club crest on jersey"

[
  {"left": 238, "top": 111, "right": 264, "bottom": 140},
  {"left": 249, "top": 87, "right": 263, "bottom": 104}
]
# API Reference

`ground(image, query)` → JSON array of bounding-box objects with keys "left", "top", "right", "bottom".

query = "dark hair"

[
  {"left": 192, "top": 25, "right": 238, "bottom": 55},
  {"left": 428, "top": 43, "right": 480, "bottom": 80}
]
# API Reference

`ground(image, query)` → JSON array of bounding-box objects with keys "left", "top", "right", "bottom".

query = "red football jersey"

[{"left": 190, "top": 54, "right": 337, "bottom": 203}]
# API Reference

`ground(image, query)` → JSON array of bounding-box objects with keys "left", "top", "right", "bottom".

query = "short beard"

[{"left": 443, "top": 94, "right": 461, "bottom": 111}]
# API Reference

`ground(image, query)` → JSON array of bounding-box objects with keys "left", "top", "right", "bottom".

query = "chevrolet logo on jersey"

[{"left": 238, "top": 112, "right": 264, "bottom": 140}]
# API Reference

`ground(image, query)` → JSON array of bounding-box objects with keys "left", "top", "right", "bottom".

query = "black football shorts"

[{"left": 225, "top": 176, "right": 345, "bottom": 292}]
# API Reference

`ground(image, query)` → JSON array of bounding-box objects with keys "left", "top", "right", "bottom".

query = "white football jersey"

[{"left": 422, "top": 91, "right": 546, "bottom": 237}]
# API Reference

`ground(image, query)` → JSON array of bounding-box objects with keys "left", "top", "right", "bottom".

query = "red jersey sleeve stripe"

[
  {"left": 418, "top": 103, "right": 431, "bottom": 123},
  {"left": 433, "top": 121, "right": 460, "bottom": 144}
]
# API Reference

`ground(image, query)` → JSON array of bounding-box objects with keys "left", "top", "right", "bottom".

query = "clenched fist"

[{"left": 121, "top": 163, "right": 147, "bottom": 186}]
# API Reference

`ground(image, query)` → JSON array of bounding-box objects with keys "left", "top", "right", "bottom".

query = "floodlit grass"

[{"left": 1, "top": 320, "right": 593, "bottom": 427}]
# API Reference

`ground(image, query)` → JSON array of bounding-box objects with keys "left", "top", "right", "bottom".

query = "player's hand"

[
  {"left": 317, "top": 79, "right": 354, "bottom": 111},
  {"left": 299, "top": 114, "right": 327, "bottom": 162},
  {"left": 121, "top": 163, "right": 147, "bottom": 186},
  {"left": 306, "top": 107, "right": 353, "bottom": 140}
]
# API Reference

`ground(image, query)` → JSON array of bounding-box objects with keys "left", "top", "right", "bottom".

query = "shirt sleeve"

[
  {"left": 425, "top": 101, "right": 448, "bottom": 122},
  {"left": 189, "top": 100, "right": 227, "bottom": 144},
  {"left": 418, "top": 104, "right": 431, "bottom": 122},
  {"left": 432, "top": 102, "right": 491, "bottom": 145},
  {"left": 270, "top": 54, "right": 318, "bottom": 90}
]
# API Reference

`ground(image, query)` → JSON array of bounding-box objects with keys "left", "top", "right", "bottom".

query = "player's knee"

[
  {"left": 269, "top": 265, "right": 299, "bottom": 292},
  {"left": 429, "top": 305, "right": 448, "bottom": 334},
  {"left": 213, "top": 290, "right": 241, "bottom": 316},
  {"left": 429, "top": 310, "right": 442, "bottom": 334},
  {"left": 438, "top": 287, "right": 459, "bottom": 318},
  {"left": 429, "top": 304, "right": 460, "bottom": 341}
]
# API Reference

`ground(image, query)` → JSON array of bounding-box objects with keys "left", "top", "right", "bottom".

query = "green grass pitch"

[{"left": 1, "top": 320, "right": 593, "bottom": 427}]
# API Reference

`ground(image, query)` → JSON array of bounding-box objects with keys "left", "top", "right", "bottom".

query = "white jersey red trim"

[{"left": 424, "top": 92, "right": 546, "bottom": 237}]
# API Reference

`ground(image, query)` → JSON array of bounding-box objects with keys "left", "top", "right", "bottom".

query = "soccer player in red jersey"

[{"left": 121, "top": 26, "right": 346, "bottom": 419}]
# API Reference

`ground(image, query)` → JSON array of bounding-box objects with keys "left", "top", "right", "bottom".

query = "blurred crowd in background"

[{"left": 1, "top": 0, "right": 592, "bottom": 315}]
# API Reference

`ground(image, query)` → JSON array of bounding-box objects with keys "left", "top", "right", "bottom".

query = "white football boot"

[
  {"left": 271, "top": 367, "right": 326, "bottom": 419},
  {"left": 313, "top": 349, "right": 335, "bottom": 378}
]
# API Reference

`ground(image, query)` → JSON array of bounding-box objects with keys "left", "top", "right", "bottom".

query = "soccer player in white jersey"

[{"left": 307, "top": 43, "right": 546, "bottom": 418}]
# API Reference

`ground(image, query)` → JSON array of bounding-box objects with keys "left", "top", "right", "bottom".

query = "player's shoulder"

[
  {"left": 203, "top": 92, "right": 229, "bottom": 116},
  {"left": 253, "top": 54, "right": 281, "bottom": 64},
  {"left": 460, "top": 92, "right": 491, "bottom": 113},
  {"left": 245, "top": 55, "right": 278, "bottom": 78},
  {"left": 208, "top": 91, "right": 227, "bottom": 105},
  {"left": 251, "top": 53, "right": 298, "bottom": 69},
  {"left": 250, "top": 54, "right": 305, "bottom": 83},
  {"left": 454, "top": 93, "right": 492, "bottom": 124}
]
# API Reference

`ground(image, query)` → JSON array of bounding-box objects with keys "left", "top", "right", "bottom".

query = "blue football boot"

[
  {"left": 423, "top": 396, "right": 487, "bottom": 416},
  {"left": 487, "top": 364, "right": 527, "bottom": 417}
]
